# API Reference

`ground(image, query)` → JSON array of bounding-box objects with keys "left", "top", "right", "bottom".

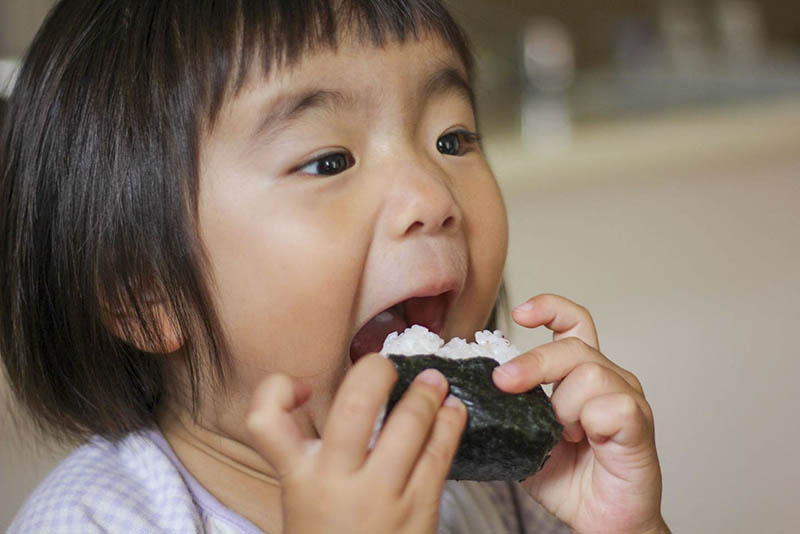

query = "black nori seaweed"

[{"left": 386, "top": 355, "right": 562, "bottom": 481}]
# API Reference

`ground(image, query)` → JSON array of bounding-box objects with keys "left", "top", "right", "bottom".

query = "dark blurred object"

[
  {"left": 0, "top": 98, "right": 6, "bottom": 124},
  {"left": 0, "top": 1, "right": 58, "bottom": 57},
  {"left": 455, "top": 0, "right": 800, "bottom": 71},
  {"left": 449, "top": 0, "right": 800, "bottom": 136},
  {"left": 520, "top": 18, "right": 575, "bottom": 151}
]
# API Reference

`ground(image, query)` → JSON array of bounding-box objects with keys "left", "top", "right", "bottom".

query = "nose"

[{"left": 385, "top": 160, "right": 462, "bottom": 238}]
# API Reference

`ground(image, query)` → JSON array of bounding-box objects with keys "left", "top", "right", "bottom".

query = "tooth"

[{"left": 374, "top": 310, "right": 396, "bottom": 323}]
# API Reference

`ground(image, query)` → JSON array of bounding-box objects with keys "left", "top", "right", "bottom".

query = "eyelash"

[
  {"left": 436, "top": 129, "right": 482, "bottom": 157},
  {"left": 294, "top": 151, "right": 355, "bottom": 176},
  {"left": 293, "top": 129, "right": 482, "bottom": 177}
]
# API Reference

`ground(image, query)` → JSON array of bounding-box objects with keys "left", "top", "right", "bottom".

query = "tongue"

[{"left": 350, "top": 308, "right": 408, "bottom": 362}]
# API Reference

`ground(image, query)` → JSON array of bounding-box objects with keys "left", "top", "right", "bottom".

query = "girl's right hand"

[{"left": 246, "top": 354, "right": 467, "bottom": 534}]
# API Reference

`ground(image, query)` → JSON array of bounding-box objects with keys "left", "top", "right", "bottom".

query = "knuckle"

[
  {"left": 441, "top": 403, "right": 468, "bottom": 430},
  {"left": 424, "top": 439, "right": 453, "bottom": 466},
  {"left": 617, "top": 394, "right": 641, "bottom": 421},
  {"left": 575, "top": 303, "right": 593, "bottom": 321},
  {"left": 427, "top": 418, "right": 463, "bottom": 464},
  {"left": 541, "top": 293, "right": 564, "bottom": 305},
  {"left": 399, "top": 395, "right": 438, "bottom": 430},
  {"left": 574, "top": 361, "right": 608, "bottom": 389},
  {"left": 338, "top": 393, "right": 371, "bottom": 421},
  {"left": 522, "top": 348, "right": 546, "bottom": 369},
  {"left": 538, "top": 293, "right": 558, "bottom": 305},
  {"left": 562, "top": 336, "right": 587, "bottom": 352},
  {"left": 622, "top": 370, "right": 644, "bottom": 392},
  {"left": 541, "top": 294, "right": 592, "bottom": 317},
  {"left": 639, "top": 397, "right": 654, "bottom": 422}
]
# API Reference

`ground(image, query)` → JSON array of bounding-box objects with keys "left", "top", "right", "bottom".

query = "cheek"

[
  {"left": 472, "top": 177, "right": 509, "bottom": 270},
  {"left": 198, "top": 183, "right": 366, "bottom": 383},
  {"left": 451, "top": 174, "right": 509, "bottom": 337}
]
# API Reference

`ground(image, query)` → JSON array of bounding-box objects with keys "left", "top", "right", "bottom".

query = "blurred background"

[{"left": 2, "top": 1, "right": 799, "bottom": 532}]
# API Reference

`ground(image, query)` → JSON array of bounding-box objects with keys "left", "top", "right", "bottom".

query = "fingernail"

[
  {"left": 514, "top": 301, "right": 535, "bottom": 313},
  {"left": 444, "top": 394, "right": 463, "bottom": 408},
  {"left": 494, "top": 362, "right": 521, "bottom": 380},
  {"left": 417, "top": 368, "right": 446, "bottom": 387}
]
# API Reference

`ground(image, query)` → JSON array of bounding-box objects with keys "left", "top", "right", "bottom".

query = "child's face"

[{"left": 197, "top": 33, "right": 507, "bottom": 432}]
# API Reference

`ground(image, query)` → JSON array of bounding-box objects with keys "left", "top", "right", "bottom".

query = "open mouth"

[{"left": 349, "top": 292, "right": 453, "bottom": 363}]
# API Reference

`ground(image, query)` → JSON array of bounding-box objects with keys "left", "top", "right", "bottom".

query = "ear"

[{"left": 103, "top": 299, "right": 184, "bottom": 355}]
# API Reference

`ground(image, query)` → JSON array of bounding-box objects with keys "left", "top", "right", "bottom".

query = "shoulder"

[{"left": 9, "top": 431, "right": 203, "bottom": 533}]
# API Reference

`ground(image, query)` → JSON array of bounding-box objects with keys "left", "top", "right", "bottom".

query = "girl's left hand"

[{"left": 492, "top": 294, "right": 669, "bottom": 534}]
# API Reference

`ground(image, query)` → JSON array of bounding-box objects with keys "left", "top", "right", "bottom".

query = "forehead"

[
  {"left": 212, "top": 33, "right": 473, "bottom": 138},
  {"left": 258, "top": 32, "right": 466, "bottom": 93}
]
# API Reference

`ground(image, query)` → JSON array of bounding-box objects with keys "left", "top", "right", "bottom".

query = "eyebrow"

[
  {"left": 421, "top": 66, "right": 475, "bottom": 111},
  {"left": 252, "top": 89, "right": 351, "bottom": 142},
  {"left": 251, "top": 66, "right": 475, "bottom": 142}
]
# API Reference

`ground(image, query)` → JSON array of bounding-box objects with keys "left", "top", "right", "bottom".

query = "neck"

[{"left": 158, "top": 405, "right": 284, "bottom": 533}]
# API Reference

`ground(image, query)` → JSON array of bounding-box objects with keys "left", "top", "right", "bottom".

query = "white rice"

[{"left": 380, "top": 324, "right": 520, "bottom": 365}]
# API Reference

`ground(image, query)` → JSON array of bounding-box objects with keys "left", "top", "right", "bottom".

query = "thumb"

[{"left": 246, "top": 373, "right": 314, "bottom": 477}]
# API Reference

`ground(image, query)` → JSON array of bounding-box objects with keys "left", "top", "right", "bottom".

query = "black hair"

[{"left": 0, "top": 0, "right": 474, "bottom": 444}]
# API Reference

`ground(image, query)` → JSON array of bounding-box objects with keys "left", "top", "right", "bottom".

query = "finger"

[
  {"left": 512, "top": 294, "right": 599, "bottom": 350},
  {"left": 493, "top": 337, "right": 642, "bottom": 394},
  {"left": 405, "top": 395, "right": 467, "bottom": 499},
  {"left": 246, "top": 373, "right": 313, "bottom": 477},
  {"left": 550, "top": 362, "right": 647, "bottom": 443},
  {"left": 581, "top": 393, "right": 661, "bottom": 495},
  {"left": 366, "top": 368, "right": 450, "bottom": 494},
  {"left": 321, "top": 354, "right": 397, "bottom": 472},
  {"left": 581, "top": 392, "right": 654, "bottom": 450}
]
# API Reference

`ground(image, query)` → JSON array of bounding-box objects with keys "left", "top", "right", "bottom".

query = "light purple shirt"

[{"left": 9, "top": 429, "right": 570, "bottom": 533}]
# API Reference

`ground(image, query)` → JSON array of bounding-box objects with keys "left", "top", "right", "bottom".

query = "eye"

[
  {"left": 296, "top": 151, "right": 355, "bottom": 176},
  {"left": 436, "top": 130, "right": 481, "bottom": 157}
]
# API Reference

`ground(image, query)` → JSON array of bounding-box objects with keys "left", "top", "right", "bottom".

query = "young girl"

[{"left": 1, "top": 1, "right": 669, "bottom": 533}]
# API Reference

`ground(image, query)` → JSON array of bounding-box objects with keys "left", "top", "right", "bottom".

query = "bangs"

[{"left": 182, "top": 0, "right": 474, "bottom": 123}]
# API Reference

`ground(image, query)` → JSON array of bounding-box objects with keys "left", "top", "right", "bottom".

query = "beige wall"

[
  {"left": 1, "top": 393, "right": 69, "bottom": 529},
  {"left": 0, "top": 0, "right": 55, "bottom": 56},
  {"left": 497, "top": 101, "right": 800, "bottom": 533},
  {"left": 504, "top": 171, "right": 800, "bottom": 533},
  {"left": 1, "top": 3, "right": 64, "bottom": 530}
]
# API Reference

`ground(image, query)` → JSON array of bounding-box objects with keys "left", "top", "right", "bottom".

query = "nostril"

[
  {"left": 405, "top": 221, "right": 424, "bottom": 235},
  {"left": 405, "top": 215, "right": 456, "bottom": 236}
]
